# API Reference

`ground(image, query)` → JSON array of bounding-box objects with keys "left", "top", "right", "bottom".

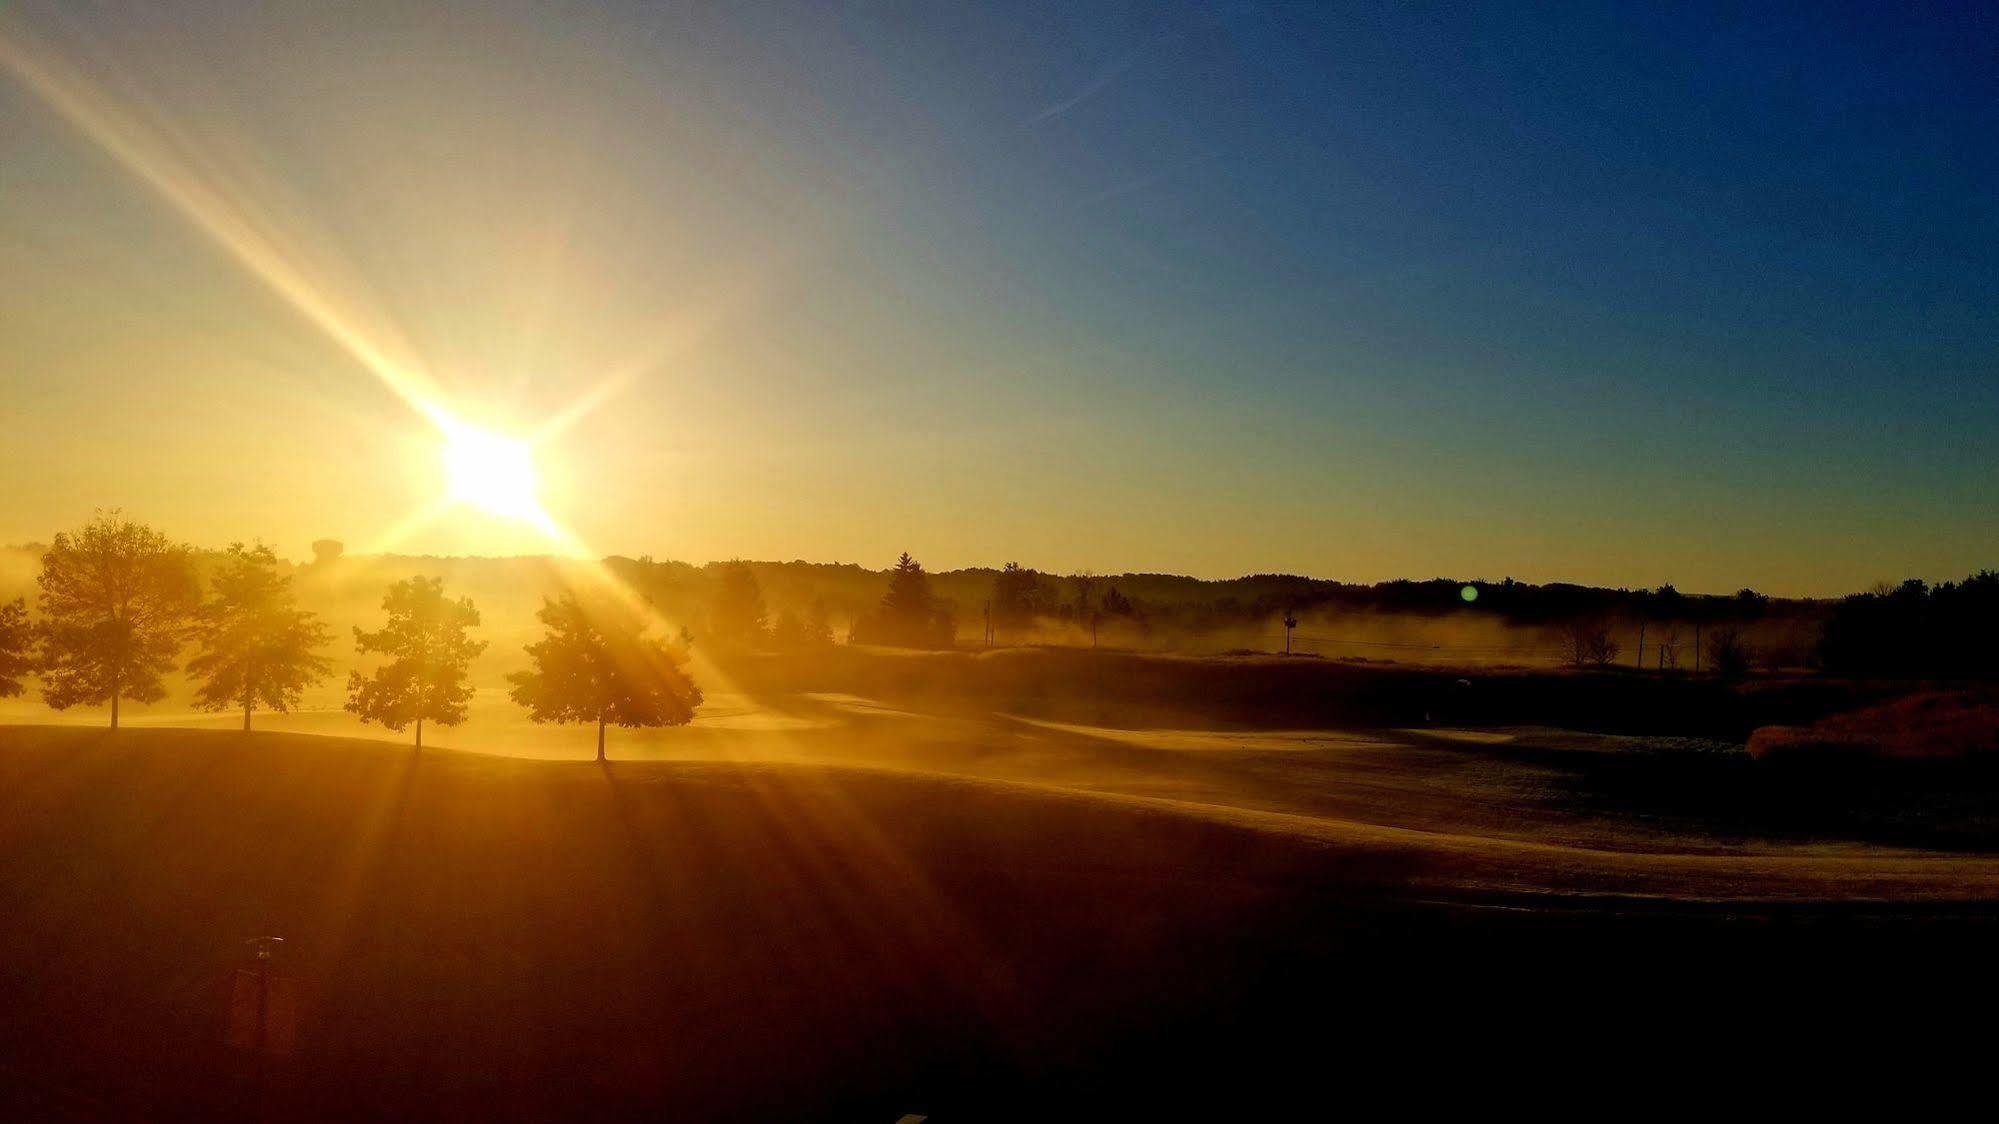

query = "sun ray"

[{"left": 0, "top": 21, "right": 455, "bottom": 431}]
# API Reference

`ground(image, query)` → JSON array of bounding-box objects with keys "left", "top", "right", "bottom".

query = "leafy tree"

[
  {"left": 346, "top": 577, "right": 485, "bottom": 748},
  {"left": 1282, "top": 608, "right": 1299, "bottom": 654},
  {"left": 770, "top": 609, "right": 805, "bottom": 649},
  {"left": 1819, "top": 572, "right": 1999, "bottom": 678},
  {"left": 1070, "top": 572, "right": 1097, "bottom": 620},
  {"left": 804, "top": 598, "right": 834, "bottom": 646},
  {"left": 37, "top": 513, "right": 197, "bottom": 728},
  {"left": 771, "top": 601, "right": 835, "bottom": 651},
  {"left": 708, "top": 560, "right": 767, "bottom": 646},
  {"left": 310, "top": 539, "right": 344, "bottom": 565},
  {"left": 990, "top": 562, "right": 1047, "bottom": 630},
  {"left": 187, "top": 543, "right": 332, "bottom": 730},
  {"left": 0, "top": 599, "right": 32, "bottom": 698},
  {"left": 509, "top": 593, "right": 702, "bottom": 761},
  {"left": 1707, "top": 627, "right": 1753, "bottom": 679}
]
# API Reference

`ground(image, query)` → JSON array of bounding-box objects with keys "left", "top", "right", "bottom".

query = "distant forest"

[
  {"left": 3, "top": 539, "right": 1992, "bottom": 677},
  {"left": 604, "top": 555, "right": 1807, "bottom": 631}
]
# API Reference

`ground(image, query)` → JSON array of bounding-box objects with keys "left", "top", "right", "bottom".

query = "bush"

[
  {"left": 1566, "top": 619, "right": 1619, "bottom": 667},
  {"left": 1707, "top": 627, "right": 1752, "bottom": 679}
]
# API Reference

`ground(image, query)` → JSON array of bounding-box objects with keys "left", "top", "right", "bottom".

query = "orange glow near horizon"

[{"left": 0, "top": 16, "right": 652, "bottom": 567}]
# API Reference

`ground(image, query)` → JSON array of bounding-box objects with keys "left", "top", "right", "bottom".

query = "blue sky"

[{"left": 0, "top": 1, "right": 1993, "bottom": 593}]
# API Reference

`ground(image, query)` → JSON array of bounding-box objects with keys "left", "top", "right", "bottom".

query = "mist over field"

[{"left": 4, "top": 0, "right": 1996, "bottom": 1116}]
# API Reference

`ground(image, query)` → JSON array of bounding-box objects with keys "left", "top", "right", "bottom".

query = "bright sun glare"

[{"left": 442, "top": 425, "right": 540, "bottom": 520}]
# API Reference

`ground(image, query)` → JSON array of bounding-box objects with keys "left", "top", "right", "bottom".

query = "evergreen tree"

[
  {"left": 881, "top": 552, "right": 933, "bottom": 629},
  {"left": 187, "top": 543, "right": 332, "bottom": 730},
  {"left": 1100, "top": 586, "right": 1135, "bottom": 617},
  {"left": 346, "top": 577, "right": 485, "bottom": 748},
  {"left": 37, "top": 513, "right": 197, "bottom": 728},
  {"left": 509, "top": 593, "right": 702, "bottom": 761}
]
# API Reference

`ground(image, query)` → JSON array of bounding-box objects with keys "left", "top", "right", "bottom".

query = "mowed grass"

[
  {"left": 0, "top": 726, "right": 1374, "bottom": 1120},
  {"left": 2, "top": 725, "right": 1998, "bottom": 1120}
]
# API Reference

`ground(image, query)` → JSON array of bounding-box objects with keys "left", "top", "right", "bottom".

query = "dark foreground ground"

[{"left": 2, "top": 724, "right": 1996, "bottom": 1120}]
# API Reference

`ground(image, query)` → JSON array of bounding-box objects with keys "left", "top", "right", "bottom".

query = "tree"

[
  {"left": 1566, "top": 619, "right": 1619, "bottom": 667},
  {"left": 990, "top": 562, "right": 1046, "bottom": 631},
  {"left": 1707, "top": 627, "right": 1753, "bottom": 679},
  {"left": 346, "top": 577, "right": 485, "bottom": 748},
  {"left": 509, "top": 593, "right": 702, "bottom": 761},
  {"left": 708, "top": 560, "right": 767, "bottom": 646},
  {"left": 1282, "top": 608, "right": 1299, "bottom": 655},
  {"left": 1070, "top": 572, "right": 1097, "bottom": 621},
  {"left": 803, "top": 598, "right": 834, "bottom": 647},
  {"left": 37, "top": 513, "right": 197, "bottom": 728},
  {"left": 770, "top": 609, "right": 798, "bottom": 648},
  {"left": 771, "top": 600, "right": 834, "bottom": 651},
  {"left": 1655, "top": 625, "right": 1681, "bottom": 671},
  {"left": 310, "top": 539, "right": 344, "bottom": 565},
  {"left": 854, "top": 552, "right": 955, "bottom": 648},
  {"left": 0, "top": 599, "right": 32, "bottom": 698},
  {"left": 1100, "top": 586, "right": 1135, "bottom": 617},
  {"left": 881, "top": 552, "right": 932, "bottom": 625},
  {"left": 187, "top": 543, "right": 332, "bottom": 731}
]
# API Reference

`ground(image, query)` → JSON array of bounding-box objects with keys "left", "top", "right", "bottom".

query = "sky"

[{"left": 0, "top": 0, "right": 1993, "bottom": 596}]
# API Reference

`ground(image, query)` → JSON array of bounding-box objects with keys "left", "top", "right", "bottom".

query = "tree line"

[{"left": 0, "top": 514, "right": 701, "bottom": 760}]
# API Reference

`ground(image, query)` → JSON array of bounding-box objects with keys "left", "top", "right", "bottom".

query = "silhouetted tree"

[
  {"left": 804, "top": 598, "right": 834, "bottom": 646},
  {"left": 1101, "top": 586, "right": 1135, "bottom": 617},
  {"left": 770, "top": 609, "right": 804, "bottom": 649},
  {"left": 37, "top": 513, "right": 197, "bottom": 728},
  {"left": 771, "top": 600, "right": 834, "bottom": 651},
  {"left": 0, "top": 599, "right": 31, "bottom": 698},
  {"left": 853, "top": 552, "right": 955, "bottom": 647},
  {"left": 1656, "top": 625, "right": 1681, "bottom": 671},
  {"left": 1816, "top": 573, "right": 1999, "bottom": 678},
  {"left": 1707, "top": 627, "right": 1752, "bottom": 679},
  {"left": 708, "top": 560, "right": 767, "bottom": 646},
  {"left": 1282, "top": 608, "right": 1299, "bottom": 654},
  {"left": 310, "top": 539, "right": 344, "bottom": 565},
  {"left": 1071, "top": 572, "right": 1097, "bottom": 620},
  {"left": 509, "top": 593, "right": 702, "bottom": 761},
  {"left": 990, "top": 562, "right": 1046, "bottom": 631},
  {"left": 1566, "top": 619, "right": 1619, "bottom": 667},
  {"left": 881, "top": 552, "right": 932, "bottom": 624},
  {"left": 346, "top": 577, "right": 485, "bottom": 748},
  {"left": 187, "top": 543, "right": 332, "bottom": 731}
]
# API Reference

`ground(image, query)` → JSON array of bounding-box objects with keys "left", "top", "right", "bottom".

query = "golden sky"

[{"left": 2, "top": 1, "right": 1993, "bottom": 595}]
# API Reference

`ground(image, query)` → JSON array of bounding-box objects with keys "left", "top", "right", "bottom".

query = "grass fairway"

[{"left": 2, "top": 725, "right": 1995, "bottom": 1119}]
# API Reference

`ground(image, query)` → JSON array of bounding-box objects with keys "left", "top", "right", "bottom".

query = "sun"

[{"left": 441, "top": 425, "right": 541, "bottom": 520}]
